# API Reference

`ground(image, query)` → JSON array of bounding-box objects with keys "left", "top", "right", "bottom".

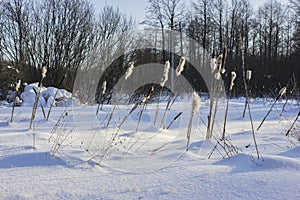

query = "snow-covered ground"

[{"left": 0, "top": 94, "right": 299, "bottom": 199}]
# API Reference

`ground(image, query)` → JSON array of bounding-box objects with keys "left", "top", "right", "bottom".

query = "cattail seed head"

[
  {"left": 7, "top": 65, "right": 19, "bottom": 74},
  {"left": 192, "top": 91, "right": 200, "bottom": 113},
  {"left": 101, "top": 81, "right": 107, "bottom": 95},
  {"left": 42, "top": 66, "right": 47, "bottom": 78},
  {"left": 214, "top": 72, "right": 221, "bottom": 80},
  {"left": 230, "top": 71, "right": 237, "bottom": 91},
  {"left": 211, "top": 58, "right": 217, "bottom": 73},
  {"left": 279, "top": 87, "right": 287, "bottom": 97},
  {"left": 125, "top": 62, "right": 134, "bottom": 80},
  {"left": 246, "top": 70, "right": 252, "bottom": 81},
  {"left": 141, "top": 96, "right": 147, "bottom": 103},
  {"left": 160, "top": 61, "right": 170, "bottom": 87},
  {"left": 176, "top": 57, "right": 185, "bottom": 76},
  {"left": 221, "top": 68, "right": 226, "bottom": 74},
  {"left": 217, "top": 54, "right": 223, "bottom": 67},
  {"left": 15, "top": 79, "right": 21, "bottom": 91}
]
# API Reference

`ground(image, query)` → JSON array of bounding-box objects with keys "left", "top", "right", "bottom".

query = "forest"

[{"left": 0, "top": 0, "right": 299, "bottom": 100}]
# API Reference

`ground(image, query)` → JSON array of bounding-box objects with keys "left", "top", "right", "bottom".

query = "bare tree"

[{"left": 0, "top": 0, "right": 29, "bottom": 67}]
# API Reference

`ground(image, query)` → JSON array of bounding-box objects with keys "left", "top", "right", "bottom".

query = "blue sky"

[
  {"left": 91, "top": 0, "right": 289, "bottom": 24},
  {"left": 92, "top": 0, "right": 148, "bottom": 24}
]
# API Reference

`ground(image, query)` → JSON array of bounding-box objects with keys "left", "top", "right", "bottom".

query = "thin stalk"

[
  {"left": 240, "top": 31, "right": 249, "bottom": 118},
  {"left": 106, "top": 105, "right": 117, "bottom": 129},
  {"left": 154, "top": 87, "right": 163, "bottom": 126},
  {"left": 10, "top": 79, "right": 21, "bottom": 123},
  {"left": 32, "top": 87, "right": 46, "bottom": 119},
  {"left": 168, "top": 93, "right": 179, "bottom": 111},
  {"left": 210, "top": 84, "right": 222, "bottom": 137},
  {"left": 30, "top": 81, "right": 44, "bottom": 129},
  {"left": 186, "top": 113, "right": 194, "bottom": 151},
  {"left": 160, "top": 93, "right": 174, "bottom": 129},
  {"left": 166, "top": 112, "right": 182, "bottom": 129},
  {"left": 136, "top": 104, "right": 146, "bottom": 133},
  {"left": 30, "top": 67, "right": 47, "bottom": 129},
  {"left": 206, "top": 77, "right": 215, "bottom": 139},
  {"left": 257, "top": 89, "right": 285, "bottom": 131},
  {"left": 222, "top": 90, "right": 231, "bottom": 140},
  {"left": 10, "top": 94, "right": 17, "bottom": 123},
  {"left": 187, "top": 92, "right": 200, "bottom": 151},
  {"left": 286, "top": 111, "right": 300, "bottom": 136},
  {"left": 247, "top": 100, "right": 260, "bottom": 159},
  {"left": 46, "top": 75, "right": 65, "bottom": 121}
]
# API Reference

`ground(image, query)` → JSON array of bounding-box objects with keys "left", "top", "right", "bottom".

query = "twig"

[
  {"left": 286, "top": 111, "right": 300, "bottom": 136},
  {"left": 32, "top": 87, "right": 46, "bottom": 120},
  {"left": 239, "top": 31, "right": 249, "bottom": 118},
  {"left": 247, "top": 100, "right": 260, "bottom": 159},
  {"left": 166, "top": 112, "right": 182, "bottom": 129},
  {"left": 30, "top": 66, "right": 47, "bottom": 129},
  {"left": 257, "top": 87, "right": 287, "bottom": 131},
  {"left": 46, "top": 74, "right": 65, "bottom": 121},
  {"left": 10, "top": 79, "right": 21, "bottom": 123}
]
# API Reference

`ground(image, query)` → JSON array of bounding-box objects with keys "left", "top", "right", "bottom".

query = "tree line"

[
  {"left": 143, "top": 0, "right": 300, "bottom": 97},
  {"left": 0, "top": 0, "right": 299, "bottom": 100},
  {"left": 0, "top": 0, "right": 134, "bottom": 95}
]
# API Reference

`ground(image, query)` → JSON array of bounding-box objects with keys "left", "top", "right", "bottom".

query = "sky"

[
  {"left": 92, "top": 0, "right": 148, "bottom": 24},
  {"left": 91, "top": 0, "right": 290, "bottom": 24}
]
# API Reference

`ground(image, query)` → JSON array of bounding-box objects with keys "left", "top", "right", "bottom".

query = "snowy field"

[{"left": 0, "top": 95, "right": 300, "bottom": 199}]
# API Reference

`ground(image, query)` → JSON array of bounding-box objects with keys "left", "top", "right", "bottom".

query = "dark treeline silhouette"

[{"left": 144, "top": 0, "right": 300, "bottom": 97}]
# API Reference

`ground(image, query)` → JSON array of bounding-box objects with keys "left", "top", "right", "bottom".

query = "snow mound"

[
  {"left": 20, "top": 83, "right": 77, "bottom": 107},
  {"left": 214, "top": 153, "right": 300, "bottom": 173},
  {"left": 0, "top": 152, "right": 66, "bottom": 168},
  {"left": 278, "top": 146, "right": 300, "bottom": 158}
]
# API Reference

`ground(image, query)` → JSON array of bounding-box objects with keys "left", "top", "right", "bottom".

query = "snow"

[
  {"left": 20, "top": 83, "right": 74, "bottom": 107},
  {"left": 0, "top": 92, "right": 299, "bottom": 199}
]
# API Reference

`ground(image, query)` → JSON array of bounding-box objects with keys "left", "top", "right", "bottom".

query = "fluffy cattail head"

[
  {"left": 246, "top": 70, "right": 252, "bottom": 81},
  {"left": 41, "top": 66, "right": 47, "bottom": 79},
  {"left": 101, "top": 81, "right": 107, "bottom": 95},
  {"left": 125, "top": 62, "right": 134, "bottom": 80},
  {"left": 221, "top": 68, "right": 226, "bottom": 74},
  {"left": 217, "top": 54, "right": 223, "bottom": 67},
  {"left": 229, "top": 71, "right": 237, "bottom": 91},
  {"left": 176, "top": 57, "right": 185, "bottom": 76},
  {"left": 160, "top": 61, "right": 170, "bottom": 87},
  {"left": 211, "top": 58, "right": 217, "bottom": 73},
  {"left": 214, "top": 72, "right": 221, "bottom": 80},
  {"left": 7, "top": 65, "right": 19, "bottom": 74},
  {"left": 279, "top": 87, "right": 287, "bottom": 97},
  {"left": 141, "top": 96, "right": 147, "bottom": 103},
  {"left": 15, "top": 79, "right": 21, "bottom": 91},
  {"left": 192, "top": 91, "right": 200, "bottom": 113}
]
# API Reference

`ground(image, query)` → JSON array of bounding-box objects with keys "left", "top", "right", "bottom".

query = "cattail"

[
  {"left": 101, "top": 81, "right": 107, "bottom": 95},
  {"left": 217, "top": 54, "right": 226, "bottom": 74},
  {"left": 229, "top": 71, "right": 237, "bottom": 91},
  {"left": 279, "top": 87, "right": 287, "bottom": 97},
  {"left": 246, "top": 70, "right": 252, "bottom": 81},
  {"left": 257, "top": 85, "right": 288, "bottom": 131},
  {"left": 15, "top": 79, "right": 21, "bottom": 91},
  {"left": 186, "top": 91, "right": 200, "bottom": 151},
  {"left": 211, "top": 58, "right": 217, "bottom": 73},
  {"left": 141, "top": 96, "right": 147, "bottom": 103},
  {"left": 160, "top": 61, "right": 170, "bottom": 87},
  {"left": 220, "top": 68, "right": 226, "bottom": 74},
  {"left": 214, "top": 72, "right": 221, "bottom": 80},
  {"left": 125, "top": 62, "right": 134, "bottom": 80},
  {"left": 217, "top": 54, "right": 223, "bottom": 68},
  {"left": 42, "top": 66, "right": 47, "bottom": 79},
  {"left": 192, "top": 92, "right": 200, "bottom": 113},
  {"left": 7, "top": 65, "right": 19, "bottom": 74},
  {"left": 176, "top": 57, "right": 185, "bottom": 76}
]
